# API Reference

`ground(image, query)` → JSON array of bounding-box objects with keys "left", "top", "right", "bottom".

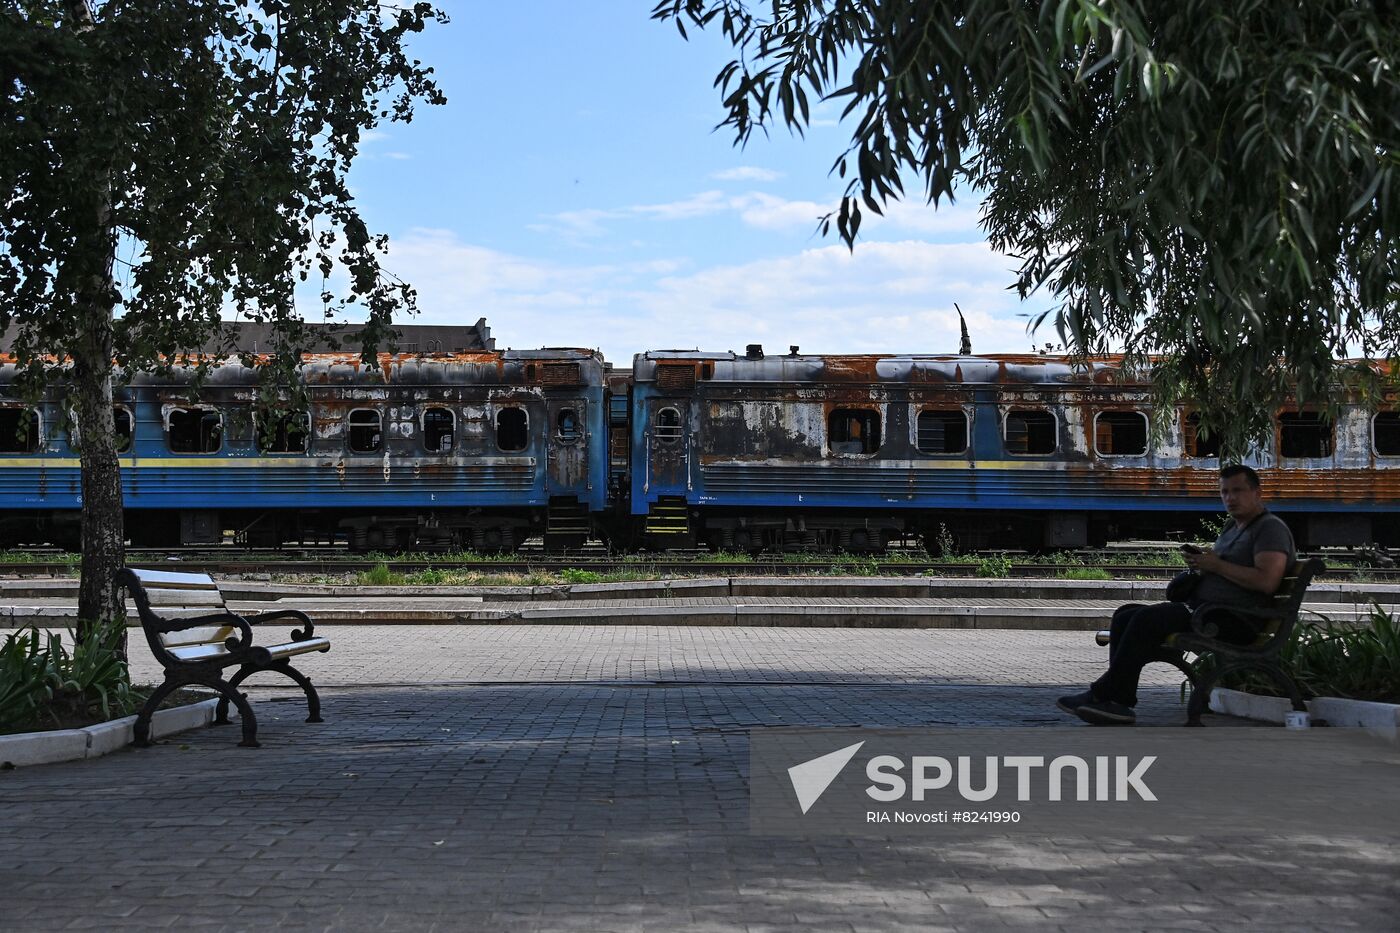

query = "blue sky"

[{"left": 335, "top": 1, "right": 1058, "bottom": 364}]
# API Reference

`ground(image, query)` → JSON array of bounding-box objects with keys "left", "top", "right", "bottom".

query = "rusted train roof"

[
  {"left": 0, "top": 349, "right": 605, "bottom": 387},
  {"left": 635, "top": 351, "right": 1396, "bottom": 388},
  {"left": 635, "top": 351, "right": 1134, "bottom": 385}
]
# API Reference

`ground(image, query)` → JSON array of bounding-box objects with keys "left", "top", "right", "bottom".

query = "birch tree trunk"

[
  {"left": 72, "top": 315, "right": 124, "bottom": 646},
  {"left": 67, "top": 0, "right": 125, "bottom": 646}
]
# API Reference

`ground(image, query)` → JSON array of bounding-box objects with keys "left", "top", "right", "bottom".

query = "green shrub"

[
  {"left": 1209, "top": 604, "right": 1400, "bottom": 703},
  {"left": 48, "top": 618, "right": 135, "bottom": 723},
  {"left": 0, "top": 628, "right": 56, "bottom": 730},
  {"left": 975, "top": 555, "right": 1012, "bottom": 578},
  {"left": 0, "top": 619, "right": 136, "bottom": 732},
  {"left": 560, "top": 568, "right": 603, "bottom": 584}
]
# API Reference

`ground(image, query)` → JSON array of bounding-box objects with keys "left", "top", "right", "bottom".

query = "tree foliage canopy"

[
  {"left": 0, "top": 0, "right": 444, "bottom": 628},
  {"left": 654, "top": 0, "right": 1400, "bottom": 456},
  {"left": 0, "top": 0, "right": 446, "bottom": 382}
]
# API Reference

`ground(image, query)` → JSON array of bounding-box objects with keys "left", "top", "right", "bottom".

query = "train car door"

[
  {"left": 647, "top": 400, "right": 689, "bottom": 490},
  {"left": 546, "top": 400, "right": 588, "bottom": 492}
]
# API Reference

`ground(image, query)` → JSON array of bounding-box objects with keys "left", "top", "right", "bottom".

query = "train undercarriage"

[{"left": 1, "top": 507, "right": 1392, "bottom": 553}]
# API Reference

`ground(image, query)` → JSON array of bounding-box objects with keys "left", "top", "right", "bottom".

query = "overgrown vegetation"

[
  {"left": 0, "top": 550, "right": 83, "bottom": 565},
  {"left": 0, "top": 619, "right": 135, "bottom": 734},
  {"left": 976, "top": 555, "right": 1013, "bottom": 578},
  {"left": 1207, "top": 604, "right": 1400, "bottom": 704},
  {"left": 1059, "top": 567, "right": 1113, "bottom": 581}
]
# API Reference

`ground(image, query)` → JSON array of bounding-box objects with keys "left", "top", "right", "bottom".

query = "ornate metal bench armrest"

[
  {"left": 1188, "top": 602, "right": 1282, "bottom": 639},
  {"left": 147, "top": 609, "right": 254, "bottom": 649},
  {"left": 244, "top": 608, "right": 316, "bottom": 641}
]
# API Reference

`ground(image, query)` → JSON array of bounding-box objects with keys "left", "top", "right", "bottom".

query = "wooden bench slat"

[
  {"left": 166, "top": 643, "right": 235, "bottom": 663},
  {"left": 127, "top": 568, "right": 219, "bottom": 587},
  {"left": 160, "top": 625, "right": 239, "bottom": 648},
  {"left": 144, "top": 589, "right": 228, "bottom": 608}
]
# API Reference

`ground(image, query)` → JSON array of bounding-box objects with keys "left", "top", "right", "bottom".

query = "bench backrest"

[
  {"left": 1253, "top": 557, "right": 1325, "bottom": 647},
  {"left": 118, "top": 568, "right": 237, "bottom": 664}
]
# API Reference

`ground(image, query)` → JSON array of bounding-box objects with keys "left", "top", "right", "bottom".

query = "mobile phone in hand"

[{"left": 1180, "top": 543, "right": 1203, "bottom": 555}]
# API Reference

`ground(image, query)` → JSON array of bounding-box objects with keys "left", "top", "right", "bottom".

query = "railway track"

[{"left": 2, "top": 557, "right": 1393, "bottom": 581}]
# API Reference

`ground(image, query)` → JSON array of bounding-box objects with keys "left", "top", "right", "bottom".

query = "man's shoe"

[
  {"left": 1056, "top": 690, "right": 1097, "bottom": 716},
  {"left": 1074, "top": 699, "right": 1136, "bottom": 726}
]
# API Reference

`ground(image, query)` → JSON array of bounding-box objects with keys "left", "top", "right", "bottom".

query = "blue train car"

[
  {"left": 0, "top": 349, "right": 609, "bottom": 550},
  {"left": 629, "top": 348, "right": 1400, "bottom": 550}
]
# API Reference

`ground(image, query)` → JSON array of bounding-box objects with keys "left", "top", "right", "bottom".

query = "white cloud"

[
  {"left": 712, "top": 166, "right": 783, "bottom": 182},
  {"left": 349, "top": 229, "right": 1053, "bottom": 363},
  {"left": 533, "top": 189, "right": 984, "bottom": 243}
]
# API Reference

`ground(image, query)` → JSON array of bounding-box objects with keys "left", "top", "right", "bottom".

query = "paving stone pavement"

[
  {"left": 3, "top": 627, "right": 1397, "bottom": 932},
  {"left": 125, "top": 626, "right": 1190, "bottom": 689}
]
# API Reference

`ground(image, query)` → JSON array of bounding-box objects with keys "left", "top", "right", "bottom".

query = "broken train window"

[
  {"left": 1004, "top": 409, "right": 1056, "bottom": 455},
  {"left": 167, "top": 407, "right": 222, "bottom": 454},
  {"left": 828, "top": 408, "right": 881, "bottom": 455}
]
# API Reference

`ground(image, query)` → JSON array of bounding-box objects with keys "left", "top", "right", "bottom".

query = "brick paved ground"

[
  {"left": 3, "top": 627, "right": 1397, "bottom": 932},
  {"left": 127, "top": 626, "right": 1188, "bottom": 689}
]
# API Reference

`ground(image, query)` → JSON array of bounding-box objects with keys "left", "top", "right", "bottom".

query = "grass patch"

[
  {"left": 1058, "top": 567, "right": 1113, "bottom": 581},
  {"left": 0, "top": 550, "right": 82, "bottom": 565},
  {"left": 355, "top": 563, "right": 404, "bottom": 586}
]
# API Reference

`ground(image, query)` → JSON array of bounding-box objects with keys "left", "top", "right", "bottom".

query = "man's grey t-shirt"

[{"left": 1191, "top": 510, "right": 1296, "bottom": 609}]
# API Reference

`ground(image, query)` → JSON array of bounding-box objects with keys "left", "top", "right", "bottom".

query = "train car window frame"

[
  {"left": 421, "top": 406, "right": 455, "bottom": 454},
  {"left": 495, "top": 406, "right": 529, "bottom": 452},
  {"left": 1278, "top": 410, "right": 1334, "bottom": 459},
  {"left": 655, "top": 406, "right": 683, "bottom": 445},
  {"left": 915, "top": 408, "right": 969, "bottom": 455},
  {"left": 166, "top": 406, "right": 223, "bottom": 455},
  {"left": 0, "top": 406, "right": 40, "bottom": 454},
  {"left": 1093, "top": 410, "right": 1149, "bottom": 457},
  {"left": 555, "top": 407, "right": 582, "bottom": 445},
  {"left": 827, "top": 407, "right": 882, "bottom": 457},
  {"left": 1372, "top": 411, "right": 1400, "bottom": 457},
  {"left": 347, "top": 408, "right": 383, "bottom": 454},
  {"left": 1181, "top": 411, "right": 1220, "bottom": 460},
  {"left": 1003, "top": 408, "right": 1057, "bottom": 456},
  {"left": 255, "top": 407, "right": 309, "bottom": 455}
]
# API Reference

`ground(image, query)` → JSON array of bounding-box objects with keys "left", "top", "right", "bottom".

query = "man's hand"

[{"left": 1187, "top": 549, "right": 1290, "bottom": 595}]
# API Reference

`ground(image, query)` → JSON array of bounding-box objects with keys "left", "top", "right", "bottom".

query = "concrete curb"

[
  {"left": 1209, "top": 688, "right": 1399, "bottom": 742},
  {"left": 0, "top": 698, "right": 219, "bottom": 768},
  {"left": 5, "top": 575, "right": 1400, "bottom": 605}
]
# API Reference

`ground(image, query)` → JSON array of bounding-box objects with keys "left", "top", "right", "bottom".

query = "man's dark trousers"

[{"left": 1092, "top": 602, "right": 1256, "bottom": 707}]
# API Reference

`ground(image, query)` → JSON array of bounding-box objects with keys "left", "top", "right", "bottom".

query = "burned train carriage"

[
  {"left": 0, "top": 350, "right": 608, "bottom": 550},
  {"left": 629, "top": 349, "right": 1400, "bottom": 551}
]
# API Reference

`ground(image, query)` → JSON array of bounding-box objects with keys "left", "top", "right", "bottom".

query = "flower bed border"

[
  {"left": 1210, "top": 688, "right": 1400, "bottom": 742},
  {"left": 0, "top": 699, "right": 219, "bottom": 768}
]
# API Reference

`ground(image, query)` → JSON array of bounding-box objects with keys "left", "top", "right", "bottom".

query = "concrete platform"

[{"left": 3, "top": 593, "right": 1392, "bottom": 629}]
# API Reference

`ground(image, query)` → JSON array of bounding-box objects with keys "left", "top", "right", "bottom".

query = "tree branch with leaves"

[
  {"left": 0, "top": 0, "right": 446, "bottom": 634},
  {"left": 655, "top": 0, "right": 1400, "bottom": 456}
]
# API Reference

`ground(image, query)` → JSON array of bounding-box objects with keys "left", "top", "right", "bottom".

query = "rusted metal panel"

[{"left": 546, "top": 399, "right": 588, "bottom": 490}]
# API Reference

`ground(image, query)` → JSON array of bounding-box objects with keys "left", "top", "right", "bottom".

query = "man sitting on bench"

[{"left": 1058, "top": 464, "right": 1296, "bottom": 725}]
